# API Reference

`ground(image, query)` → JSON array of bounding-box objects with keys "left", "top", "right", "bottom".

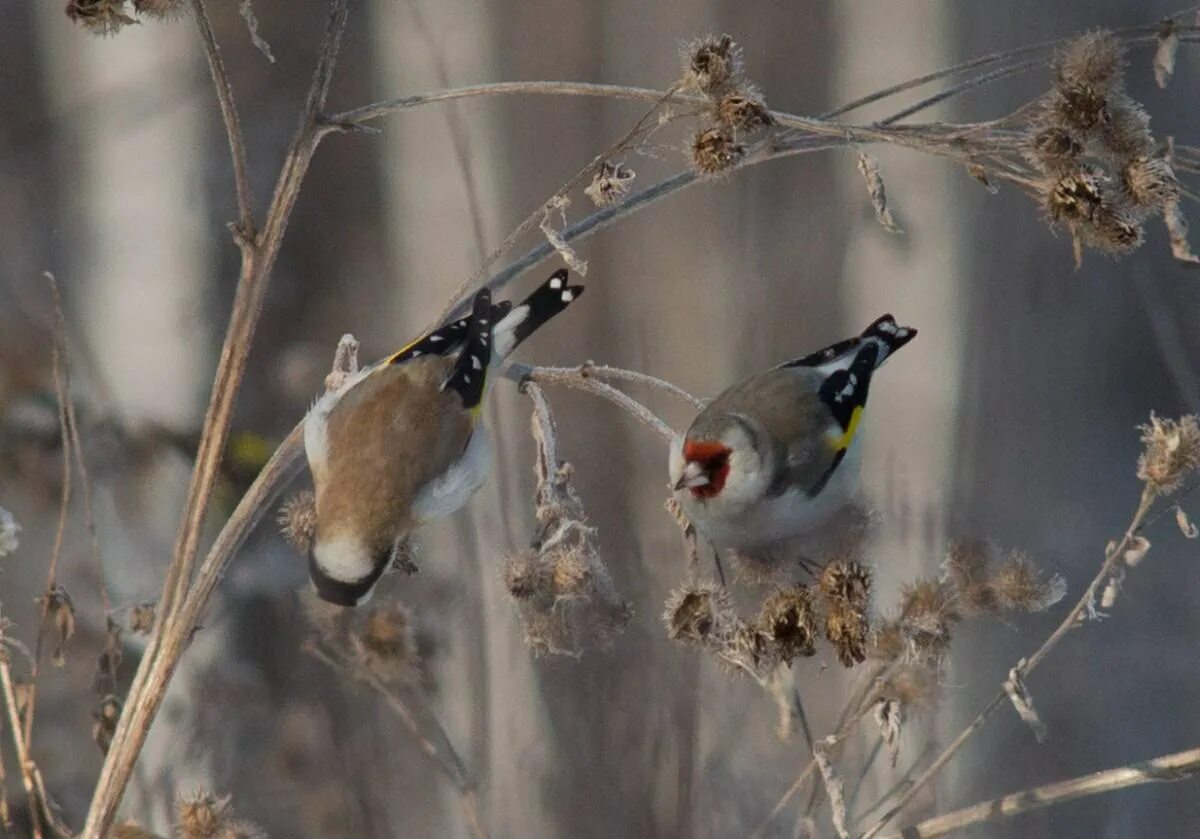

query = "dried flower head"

[
  {"left": 129, "top": 602, "right": 156, "bottom": 635},
  {"left": 1138, "top": 413, "right": 1200, "bottom": 493},
  {"left": 1045, "top": 166, "right": 1106, "bottom": 223},
  {"left": 584, "top": 161, "right": 636, "bottom": 208},
  {"left": 713, "top": 90, "right": 774, "bottom": 134},
  {"left": 691, "top": 127, "right": 745, "bottom": 176},
  {"left": 503, "top": 549, "right": 551, "bottom": 601},
  {"left": 664, "top": 581, "right": 734, "bottom": 646},
  {"left": 1100, "top": 95, "right": 1155, "bottom": 161},
  {"left": 176, "top": 791, "right": 265, "bottom": 839},
  {"left": 681, "top": 34, "right": 744, "bottom": 96},
  {"left": 1122, "top": 155, "right": 1179, "bottom": 209},
  {"left": 1052, "top": 31, "right": 1124, "bottom": 100},
  {"left": 278, "top": 490, "right": 317, "bottom": 555},
  {"left": 93, "top": 694, "right": 122, "bottom": 753},
  {"left": 132, "top": 0, "right": 185, "bottom": 18},
  {"left": 898, "top": 578, "right": 959, "bottom": 660},
  {"left": 65, "top": 0, "right": 136, "bottom": 34},
  {"left": 991, "top": 552, "right": 1066, "bottom": 612},
  {"left": 1029, "top": 126, "right": 1083, "bottom": 172},
  {"left": 41, "top": 584, "right": 75, "bottom": 667},
  {"left": 0, "top": 506, "right": 18, "bottom": 557},
  {"left": 552, "top": 550, "right": 592, "bottom": 597},
  {"left": 754, "top": 584, "right": 818, "bottom": 663},
  {"left": 819, "top": 560, "right": 871, "bottom": 666},
  {"left": 355, "top": 603, "right": 419, "bottom": 683},
  {"left": 94, "top": 618, "right": 123, "bottom": 696},
  {"left": 874, "top": 698, "right": 903, "bottom": 766},
  {"left": 943, "top": 540, "right": 998, "bottom": 615}
]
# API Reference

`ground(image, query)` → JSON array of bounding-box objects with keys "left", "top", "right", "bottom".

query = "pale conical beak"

[{"left": 674, "top": 461, "right": 710, "bottom": 491}]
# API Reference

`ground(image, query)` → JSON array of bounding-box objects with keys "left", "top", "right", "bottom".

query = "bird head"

[
  {"left": 674, "top": 439, "right": 732, "bottom": 498},
  {"left": 309, "top": 533, "right": 389, "bottom": 607},
  {"left": 672, "top": 414, "right": 772, "bottom": 506}
]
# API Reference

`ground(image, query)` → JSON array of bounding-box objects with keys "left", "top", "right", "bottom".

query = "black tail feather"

[
  {"left": 441, "top": 290, "right": 494, "bottom": 409},
  {"left": 499, "top": 269, "right": 585, "bottom": 355}
]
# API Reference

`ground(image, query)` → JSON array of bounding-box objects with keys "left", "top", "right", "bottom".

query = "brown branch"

[
  {"left": 304, "top": 642, "right": 488, "bottom": 839},
  {"left": 859, "top": 484, "right": 1159, "bottom": 838},
  {"left": 879, "top": 745, "right": 1200, "bottom": 839},
  {"left": 81, "top": 2, "right": 351, "bottom": 835}
]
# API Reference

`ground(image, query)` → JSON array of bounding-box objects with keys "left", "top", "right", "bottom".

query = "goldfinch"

[
  {"left": 669, "top": 314, "right": 916, "bottom": 549},
  {"left": 304, "top": 270, "right": 584, "bottom": 606}
]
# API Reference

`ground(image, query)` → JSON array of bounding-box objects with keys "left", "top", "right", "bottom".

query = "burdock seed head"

[
  {"left": 713, "top": 89, "right": 775, "bottom": 134},
  {"left": 1122, "top": 155, "right": 1179, "bottom": 210},
  {"left": 754, "top": 584, "right": 818, "bottom": 663},
  {"left": 278, "top": 491, "right": 318, "bottom": 555},
  {"left": 65, "top": 0, "right": 136, "bottom": 34},
  {"left": 663, "top": 581, "right": 734, "bottom": 645},
  {"left": 681, "top": 35, "right": 744, "bottom": 96},
  {"left": 990, "top": 552, "right": 1066, "bottom": 613},
  {"left": 1138, "top": 413, "right": 1200, "bottom": 494},
  {"left": 819, "top": 560, "right": 872, "bottom": 667},
  {"left": 690, "top": 127, "right": 745, "bottom": 176}
]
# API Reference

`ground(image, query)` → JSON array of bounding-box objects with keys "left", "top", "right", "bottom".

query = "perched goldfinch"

[
  {"left": 304, "top": 270, "right": 584, "bottom": 606},
  {"left": 669, "top": 314, "right": 916, "bottom": 549}
]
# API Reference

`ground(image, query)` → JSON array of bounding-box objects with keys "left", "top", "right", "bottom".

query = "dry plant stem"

[
  {"left": 23, "top": 272, "right": 75, "bottom": 786},
  {"left": 82, "top": 2, "right": 350, "bottom": 835},
  {"left": 192, "top": 0, "right": 255, "bottom": 238},
  {"left": 860, "top": 484, "right": 1160, "bottom": 839},
  {"left": 305, "top": 643, "right": 488, "bottom": 839},
  {"left": 508, "top": 363, "right": 677, "bottom": 442},
  {"left": 0, "top": 653, "right": 42, "bottom": 839},
  {"left": 574, "top": 362, "right": 706, "bottom": 410},
  {"left": 431, "top": 84, "right": 680, "bottom": 326},
  {"left": 879, "top": 745, "right": 1200, "bottom": 839}
]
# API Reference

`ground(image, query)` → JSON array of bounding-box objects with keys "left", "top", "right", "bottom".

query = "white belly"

[{"left": 412, "top": 427, "right": 493, "bottom": 523}]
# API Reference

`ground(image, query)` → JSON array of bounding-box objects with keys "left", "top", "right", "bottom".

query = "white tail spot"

[
  {"left": 463, "top": 374, "right": 471, "bottom": 384},
  {"left": 472, "top": 355, "right": 482, "bottom": 370},
  {"left": 550, "top": 277, "right": 563, "bottom": 289},
  {"left": 561, "top": 290, "right": 574, "bottom": 302},
  {"left": 429, "top": 334, "right": 443, "bottom": 342}
]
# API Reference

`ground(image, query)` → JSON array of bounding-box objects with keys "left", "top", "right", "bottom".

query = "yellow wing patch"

[{"left": 829, "top": 405, "right": 864, "bottom": 452}]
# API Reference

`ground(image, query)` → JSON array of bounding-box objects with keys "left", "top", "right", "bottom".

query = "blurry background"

[{"left": 2, "top": 1, "right": 1200, "bottom": 836}]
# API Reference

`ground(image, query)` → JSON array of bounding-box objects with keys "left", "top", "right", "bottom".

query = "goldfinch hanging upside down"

[
  {"left": 669, "top": 314, "right": 917, "bottom": 550},
  {"left": 303, "top": 270, "right": 584, "bottom": 606}
]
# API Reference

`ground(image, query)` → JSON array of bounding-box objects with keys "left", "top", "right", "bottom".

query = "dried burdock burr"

[
  {"left": 65, "top": 0, "right": 137, "bottom": 34},
  {"left": 278, "top": 490, "right": 317, "bottom": 555},
  {"left": 753, "top": 584, "right": 818, "bottom": 663},
  {"left": 681, "top": 34, "right": 744, "bottom": 96},
  {"left": 713, "top": 90, "right": 774, "bottom": 134},
  {"left": 132, "top": 0, "right": 185, "bottom": 19},
  {"left": 990, "top": 551, "right": 1066, "bottom": 612},
  {"left": 585, "top": 161, "right": 636, "bottom": 208},
  {"left": 819, "top": 559, "right": 871, "bottom": 667},
  {"left": 663, "top": 581, "right": 734, "bottom": 646},
  {"left": 1122, "top": 155, "right": 1179, "bottom": 209},
  {"left": 1138, "top": 413, "right": 1200, "bottom": 494},
  {"left": 691, "top": 126, "right": 745, "bottom": 176}
]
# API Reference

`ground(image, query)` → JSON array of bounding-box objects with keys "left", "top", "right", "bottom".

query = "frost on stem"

[
  {"left": 1137, "top": 413, "right": 1200, "bottom": 494},
  {"left": 505, "top": 390, "right": 631, "bottom": 656},
  {"left": 0, "top": 506, "right": 18, "bottom": 557}
]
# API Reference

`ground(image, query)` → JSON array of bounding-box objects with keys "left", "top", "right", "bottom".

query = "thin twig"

[
  {"left": 878, "top": 745, "right": 1200, "bottom": 839},
  {"left": 859, "top": 484, "right": 1159, "bottom": 839},
  {"left": 430, "top": 84, "right": 681, "bottom": 326},
  {"left": 305, "top": 642, "right": 488, "bottom": 839},
  {"left": 191, "top": 0, "right": 255, "bottom": 240},
  {"left": 508, "top": 363, "right": 677, "bottom": 442},
  {"left": 81, "top": 3, "right": 351, "bottom": 835}
]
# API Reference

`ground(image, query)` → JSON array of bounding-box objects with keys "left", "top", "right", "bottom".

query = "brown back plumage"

[
  {"left": 316, "top": 356, "right": 473, "bottom": 555},
  {"left": 689, "top": 366, "right": 837, "bottom": 495}
]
